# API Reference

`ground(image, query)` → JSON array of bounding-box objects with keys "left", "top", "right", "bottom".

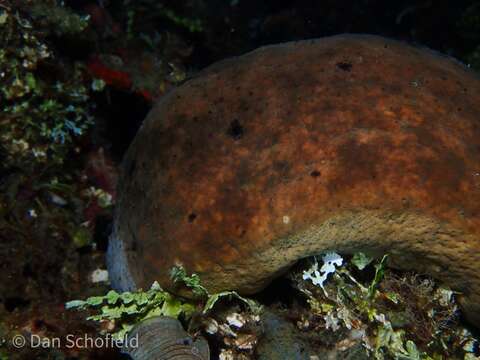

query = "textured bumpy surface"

[{"left": 108, "top": 34, "right": 480, "bottom": 326}]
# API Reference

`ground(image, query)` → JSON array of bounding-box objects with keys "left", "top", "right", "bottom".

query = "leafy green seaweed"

[{"left": 66, "top": 282, "right": 196, "bottom": 339}]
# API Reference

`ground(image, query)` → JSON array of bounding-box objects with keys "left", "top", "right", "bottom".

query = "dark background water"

[
  {"left": 100, "top": 0, "right": 480, "bottom": 70},
  {"left": 1, "top": 0, "right": 480, "bottom": 359}
]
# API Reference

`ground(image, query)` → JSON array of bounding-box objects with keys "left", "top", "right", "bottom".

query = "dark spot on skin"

[
  {"left": 227, "top": 119, "right": 244, "bottom": 140},
  {"left": 188, "top": 213, "right": 197, "bottom": 223},
  {"left": 130, "top": 239, "right": 138, "bottom": 252},
  {"left": 180, "top": 337, "right": 193, "bottom": 346},
  {"left": 336, "top": 62, "right": 353, "bottom": 72},
  {"left": 310, "top": 170, "right": 321, "bottom": 177},
  {"left": 273, "top": 160, "right": 291, "bottom": 180},
  {"left": 236, "top": 225, "right": 247, "bottom": 237}
]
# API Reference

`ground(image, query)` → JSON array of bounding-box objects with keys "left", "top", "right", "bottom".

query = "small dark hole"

[
  {"left": 4, "top": 297, "right": 30, "bottom": 312},
  {"left": 310, "top": 170, "right": 321, "bottom": 177},
  {"left": 253, "top": 276, "right": 297, "bottom": 306},
  {"left": 118, "top": 354, "right": 133, "bottom": 359},
  {"left": 23, "top": 263, "right": 34, "bottom": 278},
  {"left": 33, "top": 319, "right": 46, "bottom": 331},
  {"left": 227, "top": 119, "right": 244, "bottom": 140},
  {"left": 188, "top": 213, "right": 197, "bottom": 223},
  {"left": 128, "top": 160, "right": 136, "bottom": 176},
  {"left": 94, "top": 215, "right": 112, "bottom": 252},
  {"left": 336, "top": 62, "right": 352, "bottom": 72},
  {"left": 472, "top": 340, "right": 480, "bottom": 355}
]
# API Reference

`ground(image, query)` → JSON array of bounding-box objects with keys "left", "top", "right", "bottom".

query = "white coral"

[{"left": 302, "top": 252, "right": 343, "bottom": 294}]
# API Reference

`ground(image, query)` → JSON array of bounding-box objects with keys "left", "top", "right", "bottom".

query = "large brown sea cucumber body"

[{"left": 108, "top": 35, "right": 480, "bottom": 325}]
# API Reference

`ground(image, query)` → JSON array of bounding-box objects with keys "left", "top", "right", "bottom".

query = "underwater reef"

[{"left": 2, "top": 1, "right": 480, "bottom": 359}]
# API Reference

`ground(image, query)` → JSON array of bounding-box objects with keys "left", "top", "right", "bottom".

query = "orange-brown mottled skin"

[{"left": 109, "top": 35, "right": 480, "bottom": 326}]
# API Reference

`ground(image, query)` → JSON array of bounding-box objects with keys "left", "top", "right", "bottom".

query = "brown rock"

[{"left": 108, "top": 35, "right": 480, "bottom": 326}]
